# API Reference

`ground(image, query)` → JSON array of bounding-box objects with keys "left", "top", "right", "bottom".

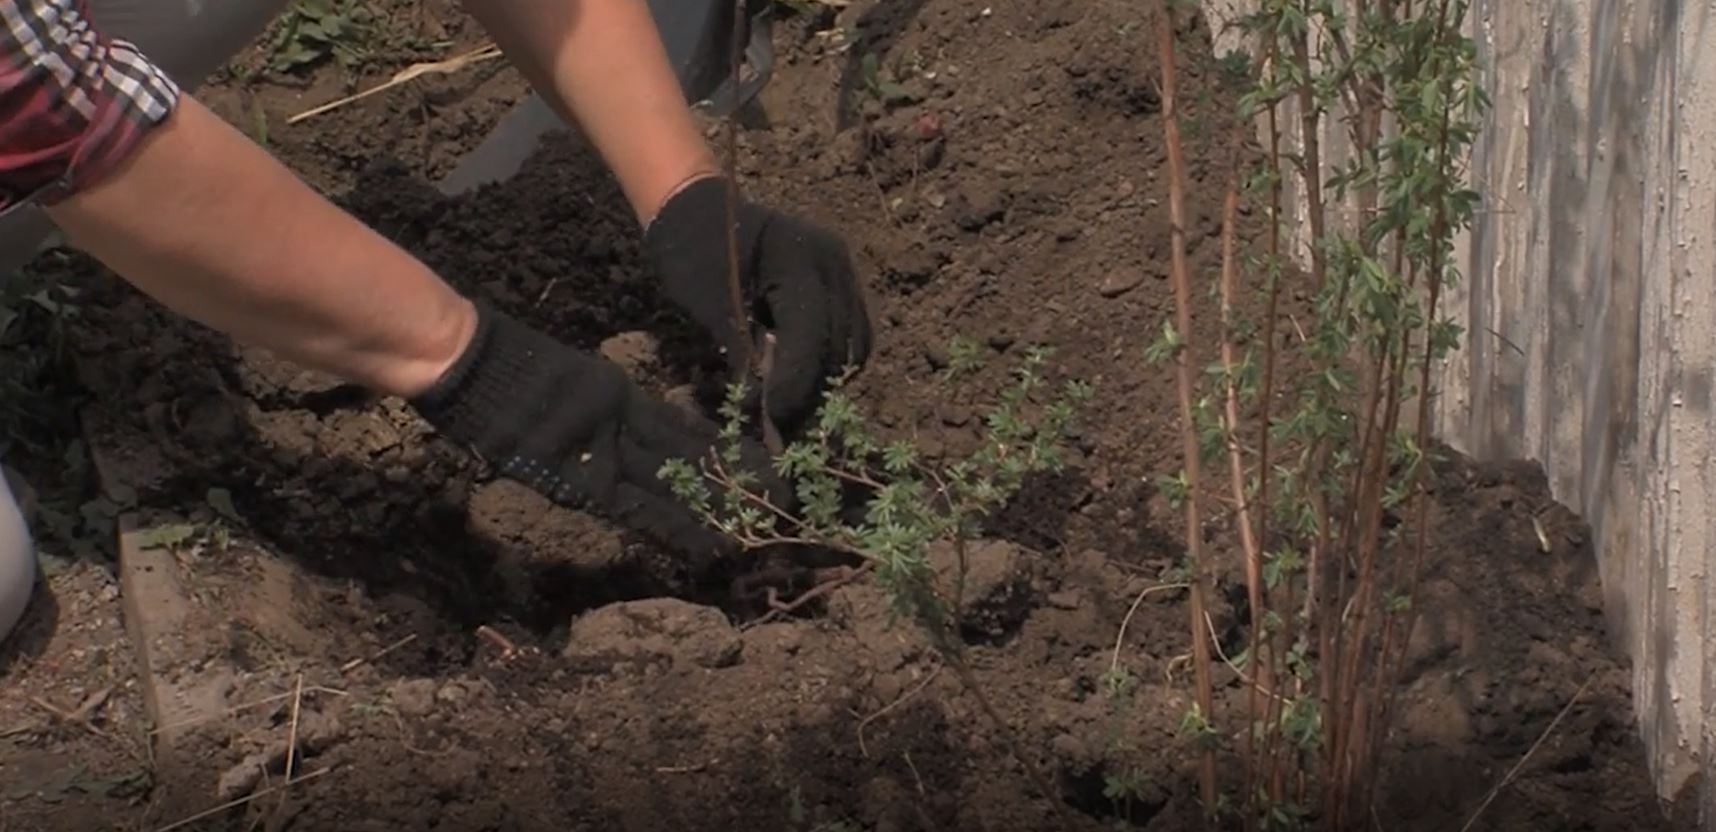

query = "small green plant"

[
  {"left": 660, "top": 342, "right": 1091, "bottom": 817},
  {"left": 857, "top": 51, "right": 915, "bottom": 104},
  {"left": 1103, "top": 765, "right": 1154, "bottom": 823},
  {"left": 265, "top": 0, "right": 374, "bottom": 76},
  {"left": 663, "top": 345, "right": 1088, "bottom": 640}
]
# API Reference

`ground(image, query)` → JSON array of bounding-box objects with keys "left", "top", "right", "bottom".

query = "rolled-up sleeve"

[{"left": 0, "top": 0, "right": 179, "bottom": 211}]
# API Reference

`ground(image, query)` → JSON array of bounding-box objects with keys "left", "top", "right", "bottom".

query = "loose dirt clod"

[
  {"left": 388, "top": 679, "right": 437, "bottom": 718},
  {"left": 216, "top": 710, "right": 342, "bottom": 800},
  {"left": 563, "top": 598, "right": 742, "bottom": 671},
  {"left": 929, "top": 538, "right": 1031, "bottom": 637},
  {"left": 597, "top": 330, "right": 661, "bottom": 377}
]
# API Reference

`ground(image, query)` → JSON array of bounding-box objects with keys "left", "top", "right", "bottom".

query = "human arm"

[
  {"left": 3, "top": 0, "right": 779, "bottom": 554},
  {"left": 45, "top": 96, "right": 477, "bottom": 398},
  {"left": 464, "top": 0, "right": 876, "bottom": 433},
  {"left": 457, "top": 0, "right": 719, "bottom": 225}
]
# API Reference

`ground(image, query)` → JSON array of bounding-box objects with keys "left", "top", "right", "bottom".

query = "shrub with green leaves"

[{"left": 659, "top": 344, "right": 1090, "bottom": 647}]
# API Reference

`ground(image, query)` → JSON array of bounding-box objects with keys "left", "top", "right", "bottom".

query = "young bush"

[{"left": 1144, "top": 0, "right": 1488, "bottom": 829}]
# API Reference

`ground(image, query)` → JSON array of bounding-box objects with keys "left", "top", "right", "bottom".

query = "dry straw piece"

[{"left": 287, "top": 42, "right": 504, "bottom": 124}]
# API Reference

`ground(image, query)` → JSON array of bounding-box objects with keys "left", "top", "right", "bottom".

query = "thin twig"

[
  {"left": 1457, "top": 679, "right": 1592, "bottom": 832},
  {"left": 855, "top": 665, "right": 944, "bottom": 759},
  {"left": 282, "top": 675, "right": 303, "bottom": 787},
  {"left": 475, "top": 625, "right": 518, "bottom": 656},
  {"left": 903, "top": 751, "right": 928, "bottom": 796},
  {"left": 29, "top": 687, "right": 112, "bottom": 736},
  {"left": 151, "top": 767, "right": 333, "bottom": 832},
  {"left": 747, "top": 562, "right": 874, "bottom": 629},
  {"left": 285, "top": 43, "right": 502, "bottom": 124},
  {"left": 656, "top": 760, "right": 719, "bottom": 774},
  {"left": 1109, "top": 582, "right": 1191, "bottom": 676},
  {"left": 944, "top": 655, "right": 1071, "bottom": 824},
  {"left": 149, "top": 687, "right": 347, "bottom": 737},
  {"left": 340, "top": 633, "right": 419, "bottom": 673}
]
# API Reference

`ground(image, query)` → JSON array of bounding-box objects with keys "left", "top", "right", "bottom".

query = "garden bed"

[{"left": 0, "top": 0, "right": 1694, "bottom": 830}]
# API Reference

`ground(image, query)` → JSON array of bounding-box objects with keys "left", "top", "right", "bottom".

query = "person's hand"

[
  {"left": 409, "top": 300, "right": 787, "bottom": 556},
  {"left": 644, "top": 175, "right": 873, "bottom": 437}
]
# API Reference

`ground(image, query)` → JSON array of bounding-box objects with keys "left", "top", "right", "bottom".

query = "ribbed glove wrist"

[{"left": 410, "top": 300, "right": 789, "bottom": 556}]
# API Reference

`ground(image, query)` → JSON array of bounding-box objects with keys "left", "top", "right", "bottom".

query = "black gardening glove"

[
  {"left": 645, "top": 175, "right": 873, "bottom": 438},
  {"left": 410, "top": 300, "right": 788, "bottom": 557}
]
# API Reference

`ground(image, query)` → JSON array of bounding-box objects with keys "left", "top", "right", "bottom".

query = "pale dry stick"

[
  {"left": 1202, "top": 611, "right": 1287, "bottom": 706},
  {"left": 148, "top": 687, "right": 347, "bottom": 738},
  {"left": 855, "top": 664, "right": 945, "bottom": 759},
  {"left": 1108, "top": 582, "right": 1191, "bottom": 678},
  {"left": 902, "top": 751, "right": 927, "bottom": 797},
  {"left": 286, "top": 43, "right": 504, "bottom": 124},
  {"left": 475, "top": 624, "right": 519, "bottom": 656},
  {"left": 29, "top": 687, "right": 113, "bottom": 737},
  {"left": 1457, "top": 678, "right": 1593, "bottom": 832},
  {"left": 656, "top": 760, "right": 718, "bottom": 774},
  {"left": 1161, "top": 613, "right": 1290, "bottom": 708},
  {"left": 339, "top": 633, "right": 419, "bottom": 673},
  {"left": 282, "top": 675, "right": 304, "bottom": 790},
  {"left": 152, "top": 767, "right": 333, "bottom": 832}
]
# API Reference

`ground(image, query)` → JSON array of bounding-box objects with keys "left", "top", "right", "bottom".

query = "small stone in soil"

[
  {"left": 1050, "top": 732, "right": 1090, "bottom": 764},
  {"left": 923, "top": 343, "right": 950, "bottom": 370},
  {"left": 1098, "top": 269, "right": 1146, "bottom": 298},
  {"left": 1047, "top": 590, "right": 1083, "bottom": 610},
  {"left": 597, "top": 331, "right": 660, "bottom": 377},
  {"left": 390, "top": 678, "right": 437, "bottom": 717},
  {"left": 436, "top": 682, "right": 468, "bottom": 706},
  {"left": 951, "top": 183, "right": 1005, "bottom": 230}
]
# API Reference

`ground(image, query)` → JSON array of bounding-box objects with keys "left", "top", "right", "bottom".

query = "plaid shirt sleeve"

[{"left": 0, "top": 0, "right": 180, "bottom": 212}]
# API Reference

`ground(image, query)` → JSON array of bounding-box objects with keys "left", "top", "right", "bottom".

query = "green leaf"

[
  {"left": 205, "top": 488, "right": 243, "bottom": 523},
  {"left": 134, "top": 524, "right": 197, "bottom": 551}
]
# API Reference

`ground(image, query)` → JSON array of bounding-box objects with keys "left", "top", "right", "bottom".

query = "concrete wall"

[{"left": 1201, "top": 0, "right": 1716, "bottom": 817}]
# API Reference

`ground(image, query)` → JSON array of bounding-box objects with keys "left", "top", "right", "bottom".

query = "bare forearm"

[
  {"left": 461, "top": 0, "right": 718, "bottom": 223},
  {"left": 43, "top": 96, "right": 475, "bottom": 399}
]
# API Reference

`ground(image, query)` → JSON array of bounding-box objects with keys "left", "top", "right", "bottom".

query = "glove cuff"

[
  {"left": 408, "top": 300, "right": 552, "bottom": 457},
  {"left": 644, "top": 169, "right": 724, "bottom": 231},
  {"left": 644, "top": 173, "right": 733, "bottom": 240}
]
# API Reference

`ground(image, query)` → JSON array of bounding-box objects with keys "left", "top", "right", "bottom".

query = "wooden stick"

[
  {"left": 1108, "top": 582, "right": 1191, "bottom": 678},
  {"left": 340, "top": 633, "right": 418, "bottom": 673},
  {"left": 475, "top": 625, "right": 518, "bottom": 656},
  {"left": 283, "top": 675, "right": 304, "bottom": 783},
  {"left": 285, "top": 43, "right": 502, "bottom": 124},
  {"left": 152, "top": 767, "right": 332, "bottom": 832},
  {"left": 1458, "top": 679, "right": 1592, "bottom": 832},
  {"left": 148, "top": 687, "right": 346, "bottom": 737}
]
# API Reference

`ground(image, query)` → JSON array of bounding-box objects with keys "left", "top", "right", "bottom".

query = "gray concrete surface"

[{"left": 1203, "top": 0, "right": 1716, "bottom": 817}]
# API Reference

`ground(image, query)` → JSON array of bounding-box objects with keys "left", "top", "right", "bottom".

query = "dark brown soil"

[{"left": 0, "top": 1, "right": 1696, "bottom": 831}]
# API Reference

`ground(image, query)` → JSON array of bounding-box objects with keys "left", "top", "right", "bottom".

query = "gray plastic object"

[{"left": 436, "top": 0, "right": 775, "bottom": 197}]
